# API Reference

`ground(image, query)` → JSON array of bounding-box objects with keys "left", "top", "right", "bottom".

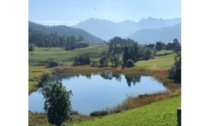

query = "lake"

[{"left": 29, "top": 72, "right": 168, "bottom": 115}]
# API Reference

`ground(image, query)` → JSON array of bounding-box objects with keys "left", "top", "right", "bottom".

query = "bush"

[
  {"left": 47, "top": 58, "right": 62, "bottom": 67},
  {"left": 91, "top": 60, "right": 99, "bottom": 67},
  {"left": 71, "top": 110, "right": 79, "bottom": 115},
  {"left": 29, "top": 44, "right": 35, "bottom": 51},
  {"left": 72, "top": 53, "right": 90, "bottom": 66},
  {"left": 143, "top": 48, "right": 153, "bottom": 60},
  {"left": 99, "top": 55, "right": 109, "bottom": 67},
  {"left": 126, "top": 59, "right": 134, "bottom": 68},
  {"left": 39, "top": 72, "right": 52, "bottom": 85},
  {"left": 90, "top": 110, "right": 108, "bottom": 117},
  {"left": 168, "top": 55, "right": 181, "bottom": 83}
]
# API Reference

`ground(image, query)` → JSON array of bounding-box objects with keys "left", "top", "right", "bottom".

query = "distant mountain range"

[
  {"left": 29, "top": 21, "right": 104, "bottom": 43},
  {"left": 29, "top": 17, "right": 181, "bottom": 44},
  {"left": 75, "top": 18, "right": 139, "bottom": 41},
  {"left": 129, "top": 23, "right": 181, "bottom": 44},
  {"left": 75, "top": 17, "right": 181, "bottom": 43},
  {"left": 137, "top": 17, "right": 180, "bottom": 29}
]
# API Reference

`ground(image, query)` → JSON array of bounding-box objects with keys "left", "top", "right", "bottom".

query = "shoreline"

[{"left": 29, "top": 65, "right": 181, "bottom": 114}]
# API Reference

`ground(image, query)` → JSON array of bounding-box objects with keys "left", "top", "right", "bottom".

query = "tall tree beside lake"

[{"left": 41, "top": 81, "right": 72, "bottom": 126}]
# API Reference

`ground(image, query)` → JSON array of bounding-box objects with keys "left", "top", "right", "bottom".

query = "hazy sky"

[{"left": 29, "top": 0, "right": 181, "bottom": 26}]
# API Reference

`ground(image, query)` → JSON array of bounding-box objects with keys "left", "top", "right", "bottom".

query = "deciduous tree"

[{"left": 41, "top": 81, "right": 72, "bottom": 126}]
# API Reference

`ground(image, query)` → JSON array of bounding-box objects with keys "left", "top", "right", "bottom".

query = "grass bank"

[
  {"left": 29, "top": 111, "right": 93, "bottom": 126},
  {"left": 72, "top": 96, "right": 181, "bottom": 126},
  {"left": 29, "top": 96, "right": 181, "bottom": 126}
]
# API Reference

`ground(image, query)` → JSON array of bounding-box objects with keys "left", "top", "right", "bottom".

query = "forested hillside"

[
  {"left": 29, "top": 21, "right": 104, "bottom": 43},
  {"left": 29, "top": 28, "right": 89, "bottom": 50}
]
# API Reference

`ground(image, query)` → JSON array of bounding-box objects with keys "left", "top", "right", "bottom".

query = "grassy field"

[
  {"left": 72, "top": 96, "right": 180, "bottom": 126},
  {"left": 135, "top": 53, "right": 176, "bottom": 70},
  {"left": 29, "top": 96, "right": 180, "bottom": 126},
  {"left": 29, "top": 44, "right": 108, "bottom": 66},
  {"left": 155, "top": 49, "right": 173, "bottom": 55}
]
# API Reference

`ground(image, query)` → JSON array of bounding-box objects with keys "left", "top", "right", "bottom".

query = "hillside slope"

[
  {"left": 72, "top": 96, "right": 181, "bottom": 126},
  {"left": 29, "top": 21, "right": 104, "bottom": 43},
  {"left": 129, "top": 23, "right": 181, "bottom": 44}
]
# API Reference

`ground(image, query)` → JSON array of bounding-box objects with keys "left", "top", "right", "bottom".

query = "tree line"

[
  {"left": 108, "top": 37, "right": 136, "bottom": 53},
  {"left": 37, "top": 36, "right": 180, "bottom": 69},
  {"left": 72, "top": 37, "right": 181, "bottom": 68},
  {"left": 29, "top": 28, "right": 89, "bottom": 51},
  {"left": 151, "top": 38, "right": 181, "bottom": 52}
]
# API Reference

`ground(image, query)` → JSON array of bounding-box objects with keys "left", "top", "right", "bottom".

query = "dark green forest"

[
  {"left": 29, "top": 21, "right": 104, "bottom": 43},
  {"left": 29, "top": 28, "right": 89, "bottom": 50}
]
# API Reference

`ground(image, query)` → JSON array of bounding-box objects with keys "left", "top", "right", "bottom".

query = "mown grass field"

[
  {"left": 72, "top": 96, "right": 180, "bottom": 126},
  {"left": 29, "top": 96, "right": 180, "bottom": 126},
  {"left": 29, "top": 44, "right": 108, "bottom": 66},
  {"left": 155, "top": 49, "right": 173, "bottom": 55},
  {"left": 135, "top": 53, "right": 176, "bottom": 70}
]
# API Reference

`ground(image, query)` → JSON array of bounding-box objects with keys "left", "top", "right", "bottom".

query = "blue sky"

[{"left": 29, "top": 0, "right": 181, "bottom": 26}]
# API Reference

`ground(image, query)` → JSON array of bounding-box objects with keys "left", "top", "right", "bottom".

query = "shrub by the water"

[
  {"left": 168, "top": 55, "right": 181, "bottom": 83},
  {"left": 73, "top": 53, "right": 91, "bottom": 66},
  {"left": 47, "top": 58, "right": 62, "bottom": 67},
  {"left": 91, "top": 60, "right": 99, "bottom": 67},
  {"left": 126, "top": 59, "right": 134, "bottom": 68},
  {"left": 39, "top": 72, "right": 52, "bottom": 85}
]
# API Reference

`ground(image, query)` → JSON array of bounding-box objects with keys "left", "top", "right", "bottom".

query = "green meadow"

[
  {"left": 29, "top": 96, "right": 181, "bottom": 126},
  {"left": 72, "top": 96, "right": 181, "bottom": 126},
  {"left": 135, "top": 53, "right": 176, "bottom": 69},
  {"left": 29, "top": 44, "right": 108, "bottom": 66}
]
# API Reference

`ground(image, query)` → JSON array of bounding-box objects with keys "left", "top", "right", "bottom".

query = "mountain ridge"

[
  {"left": 29, "top": 21, "right": 104, "bottom": 43},
  {"left": 128, "top": 23, "right": 181, "bottom": 44},
  {"left": 75, "top": 17, "right": 181, "bottom": 41}
]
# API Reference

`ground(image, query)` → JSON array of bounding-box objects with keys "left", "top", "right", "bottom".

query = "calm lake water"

[{"left": 29, "top": 72, "right": 168, "bottom": 115}]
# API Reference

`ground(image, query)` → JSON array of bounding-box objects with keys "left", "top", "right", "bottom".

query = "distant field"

[
  {"left": 135, "top": 53, "right": 176, "bottom": 70},
  {"left": 155, "top": 49, "right": 173, "bottom": 55},
  {"left": 29, "top": 45, "right": 108, "bottom": 66},
  {"left": 71, "top": 96, "right": 180, "bottom": 126}
]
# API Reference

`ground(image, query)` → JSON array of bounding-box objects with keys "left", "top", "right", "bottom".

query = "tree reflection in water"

[{"left": 50, "top": 72, "right": 142, "bottom": 87}]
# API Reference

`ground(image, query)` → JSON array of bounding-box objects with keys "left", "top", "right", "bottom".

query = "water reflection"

[
  {"left": 125, "top": 75, "right": 141, "bottom": 87},
  {"left": 30, "top": 72, "right": 167, "bottom": 115},
  {"left": 52, "top": 72, "right": 143, "bottom": 87}
]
